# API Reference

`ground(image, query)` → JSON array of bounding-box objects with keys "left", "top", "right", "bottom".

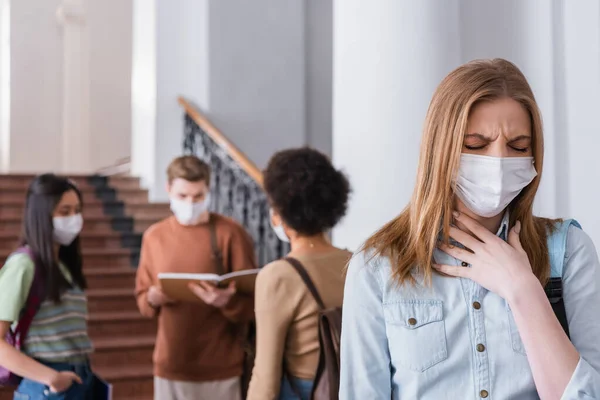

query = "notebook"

[
  {"left": 93, "top": 374, "right": 113, "bottom": 400},
  {"left": 158, "top": 269, "right": 260, "bottom": 302}
]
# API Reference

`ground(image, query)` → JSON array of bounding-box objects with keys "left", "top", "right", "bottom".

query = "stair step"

[
  {"left": 87, "top": 288, "right": 138, "bottom": 313},
  {"left": 0, "top": 203, "right": 169, "bottom": 221},
  {"left": 0, "top": 232, "right": 141, "bottom": 250},
  {"left": 91, "top": 335, "right": 154, "bottom": 367},
  {"left": 0, "top": 174, "right": 140, "bottom": 188},
  {"left": 0, "top": 216, "right": 157, "bottom": 234},
  {"left": 88, "top": 312, "right": 156, "bottom": 338},
  {"left": 0, "top": 189, "right": 148, "bottom": 204},
  {"left": 86, "top": 268, "right": 136, "bottom": 290},
  {"left": 0, "top": 249, "right": 136, "bottom": 268},
  {"left": 94, "top": 364, "right": 154, "bottom": 399}
]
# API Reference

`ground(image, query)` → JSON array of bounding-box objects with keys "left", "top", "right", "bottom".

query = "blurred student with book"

[
  {"left": 135, "top": 156, "right": 257, "bottom": 400},
  {"left": 246, "top": 148, "right": 352, "bottom": 400}
]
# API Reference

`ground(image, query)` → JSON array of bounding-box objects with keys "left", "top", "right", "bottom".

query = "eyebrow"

[
  {"left": 507, "top": 135, "right": 532, "bottom": 142},
  {"left": 464, "top": 133, "right": 491, "bottom": 141},
  {"left": 464, "top": 133, "right": 532, "bottom": 142}
]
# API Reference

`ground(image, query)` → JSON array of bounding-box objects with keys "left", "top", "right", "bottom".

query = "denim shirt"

[{"left": 340, "top": 216, "right": 600, "bottom": 399}]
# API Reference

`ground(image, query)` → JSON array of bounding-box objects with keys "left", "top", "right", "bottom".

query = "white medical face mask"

[
  {"left": 269, "top": 209, "right": 290, "bottom": 243},
  {"left": 455, "top": 154, "right": 537, "bottom": 218},
  {"left": 170, "top": 194, "right": 211, "bottom": 225},
  {"left": 53, "top": 213, "right": 84, "bottom": 246}
]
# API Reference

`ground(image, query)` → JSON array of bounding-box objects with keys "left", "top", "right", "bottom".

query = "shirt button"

[
  {"left": 480, "top": 390, "right": 489, "bottom": 398},
  {"left": 473, "top": 301, "right": 481, "bottom": 310},
  {"left": 408, "top": 318, "right": 417, "bottom": 326},
  {"left": 476, "top": 343, "right": 486, "bottom": 352},
  {"left": 461, "top": 261, "right": 468, "bottom": 267}
]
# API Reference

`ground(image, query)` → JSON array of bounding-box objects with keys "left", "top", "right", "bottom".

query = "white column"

[
  {"left": 131, "top": 0, "right": 209, "bottom": 202},
  {"left": 57, "top": 0, "right": 91, "bottom": 173},
  {"left": 131, "top": 0, "right": 157, "bottom": 195},
  {"left": 0, "top": 0, "right": 10, "bottom": 172},
  {"left": 332, "top": 0, "right": 461, "bottom": 250},
  {"left": 562, "top": 1, "right": 600, "bottom": 245}
]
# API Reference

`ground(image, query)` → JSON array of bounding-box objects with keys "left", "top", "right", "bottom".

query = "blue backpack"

[{"left": 546, "top": 219, "right": 581, "bottom": 339}]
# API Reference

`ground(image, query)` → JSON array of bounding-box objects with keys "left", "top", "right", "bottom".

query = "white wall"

[
  {"left": 333, "top": 0, "right": 461, "bottom": 251},
  {"left": 561, "top": 1, "right": 600, "bottom": 245},
  {"left": 0, "top": 0, "right": 10, "bottom": 172},
  {"left": 10, "top": 0, "right": 64, "bottom": 173},
  {"left": 131, "top": 0, "right": 157, "bottom": 192},
  {"left": 132, "top": 0, "right": 333, "bottom": 200},
  {"left": 5, "top": 0, "right": 132, "bottom": 174},
  {"left": 88, "top": 0, "right": 132, "bottom": 170},
  {"left": 208, "top": 0, "right": 306, "bottom": 169},
  {"left": 333, "top": 0, "right": 600, "bottom": 250},
  {"left": 132, "top": 0, "right": 209, "bottom": 202},
  {"left": 154, "top": 0, "right": 209, "bottom": 201},
  {"left": 306, "top": 0, "right": 333, "bottom": 156}
]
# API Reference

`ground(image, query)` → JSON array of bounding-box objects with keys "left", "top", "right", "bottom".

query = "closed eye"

[
  {"left": 465, "top": 145, "right": 487, "bottom": 151},
  {"left": 511, "top": 147, "right": 529, "bottom": 153}
]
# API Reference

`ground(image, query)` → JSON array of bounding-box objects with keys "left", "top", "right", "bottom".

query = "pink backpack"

[{"left": 0, "top": 247, "right": 45, "bottom": 386}]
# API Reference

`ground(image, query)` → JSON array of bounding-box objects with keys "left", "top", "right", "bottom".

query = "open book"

[{"left": 158, "top": 269, "right": 260, "bottom": 302}]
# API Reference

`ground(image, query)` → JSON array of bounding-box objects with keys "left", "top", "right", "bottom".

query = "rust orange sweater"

[{"left": 135, "top": 214, "right": 256, "bottom": 382}]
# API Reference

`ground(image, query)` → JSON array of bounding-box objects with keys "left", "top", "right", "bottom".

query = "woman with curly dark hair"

[{"left": 246, "top": 147, "right": 352, "bottom": 400}]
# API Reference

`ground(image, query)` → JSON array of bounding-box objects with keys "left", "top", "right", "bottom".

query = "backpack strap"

[
  {"left": 546, "top": 219, "right": 581, "bottom": 339},
  {"left": 283, "top": 257, "right": 326, "bottom": 395},
  {"left": 209, "top": 214, "right": 226, "bottom": 276},
  {"left": 12, "top": 247, "right": 45, "bottom": 346},
  {"left": 285, "top": 257, "right": 325, "bottom": 310}
]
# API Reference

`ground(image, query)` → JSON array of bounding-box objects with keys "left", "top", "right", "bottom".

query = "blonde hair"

[
  {"left": 167, "top": 155, "right": 211, "bottom": 184},
  {"left": 364, "top": 58, "right": 555, "bottom": 286}
]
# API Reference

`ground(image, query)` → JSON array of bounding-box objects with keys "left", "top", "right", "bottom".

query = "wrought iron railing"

[{"left": 182, "top": 111, "right": 289, "bottom": 266}]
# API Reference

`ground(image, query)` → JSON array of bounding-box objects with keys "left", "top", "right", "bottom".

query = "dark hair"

[
  {"left": 167, "top": 155, "right": 211, "bottom": 184},
  {"left": 264, "top": 147, "right": 351, "bottom": 236},
  {"left": 21, "top": 174, "right": 86, "bottom": 302}
]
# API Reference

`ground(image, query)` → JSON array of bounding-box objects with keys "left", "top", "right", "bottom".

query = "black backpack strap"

[
  {"left": 285, "top": 257, "right": 325, "bottom": 310},
  {"left": 209, "top": 214, "right": 225, "bottom": 275},
  {"left": 283, "top": 257, "right": 325, "bottom": 394},
  {"left": 545, "top": 278, "right": 570, "bottom": 338}
]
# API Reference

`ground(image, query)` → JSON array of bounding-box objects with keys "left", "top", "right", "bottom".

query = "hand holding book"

[
  {"left": 188, "top": 281, "right": 236, "bottom": 308},
  {"left": 158, "top": 269, "right": 259, "bottom": 303}
]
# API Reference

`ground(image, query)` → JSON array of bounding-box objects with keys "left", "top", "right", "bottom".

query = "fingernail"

[{"left": 453, "top": 211, "right": 460, "bottom": 218}]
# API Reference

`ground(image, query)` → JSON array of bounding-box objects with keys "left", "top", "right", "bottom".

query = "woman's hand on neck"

[{"left": 455, "top": 200, "right": 505, "bottom": 234}]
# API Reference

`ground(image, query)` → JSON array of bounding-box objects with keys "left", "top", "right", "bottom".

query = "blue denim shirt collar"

[{"left": 446, "top": 210, "right": 510, "bottom": 247}]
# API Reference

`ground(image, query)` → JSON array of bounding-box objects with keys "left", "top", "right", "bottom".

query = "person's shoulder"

[
  {"left": 257, "top": 259, "right": 299, "bottom": 285},
  {"left": 565, "top": 221, "right": 596, "bottom": 257},
  {"left": 347, "top": 247, "right": 390, "bottom": 272},
  {"left": 0, "top": 251, "right": 35, "bottom": 277},
  {"left": 213, "top": 213, "right": 250, "bottom": 236},
  {"left": 143, "top": 216, "right": 175, "bottom": 239}
]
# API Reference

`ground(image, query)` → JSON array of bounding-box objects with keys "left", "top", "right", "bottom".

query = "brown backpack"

[{"left": 285, "top": 257, "right": 342, "bottom": 400}]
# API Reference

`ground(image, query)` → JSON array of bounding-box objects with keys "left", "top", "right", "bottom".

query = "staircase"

[{"left": 0, "top": 174, "right": 169, "bottom": 400}]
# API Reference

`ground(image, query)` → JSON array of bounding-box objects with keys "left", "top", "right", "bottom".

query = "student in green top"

[{"left": 0, "top": 174, "right": 95, "bottom": 399}]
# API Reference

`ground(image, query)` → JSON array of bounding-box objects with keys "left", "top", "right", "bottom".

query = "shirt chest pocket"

[{"left": 383, "top": 300, "right": 448, "bottom": 372}]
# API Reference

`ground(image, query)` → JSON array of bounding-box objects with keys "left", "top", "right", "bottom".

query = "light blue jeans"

[
  {"left": 13, "top": 360, "right": 94, "bottom": 400},
  {"left": 278, "top": 376, "right": 313, "bottom": 400}
]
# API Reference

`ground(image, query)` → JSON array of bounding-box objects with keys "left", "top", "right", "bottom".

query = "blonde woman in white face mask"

[
  {"left": 0, "top": 174, "right": 95, "bottom": 399},
  {"left": 340, "top": 59, "right": 600, "bottom": 399}
]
